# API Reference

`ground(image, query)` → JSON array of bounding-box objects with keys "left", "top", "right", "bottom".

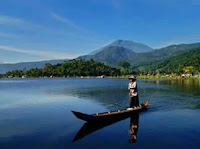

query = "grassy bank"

[{"left": 110, "top": 75, "right": 200, "bottom": 80}]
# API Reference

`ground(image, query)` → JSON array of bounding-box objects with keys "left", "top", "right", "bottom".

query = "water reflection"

[
  {"left": 0, "top": 78, "right": 200, "bottom": 148},
  {"left": 145, "top": 79, "right": 200, "bottom": 95},
  {"left": 73, "top": 112, "right": 140, "bottom": 143},
  {"left": 129, "top": 112, "right": 139, "bottom": 143},
  {"left": 52, "top": 87, "right": 130, "bottom": 110}
]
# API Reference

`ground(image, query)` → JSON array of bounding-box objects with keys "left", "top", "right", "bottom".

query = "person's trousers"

[{"left": 129, "top": 95, "right": 139, "bottom": 107}]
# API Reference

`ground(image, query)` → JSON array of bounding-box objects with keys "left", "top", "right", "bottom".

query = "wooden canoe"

[{"left": 72, "top": 101, "right": 148, "bottom": 122}]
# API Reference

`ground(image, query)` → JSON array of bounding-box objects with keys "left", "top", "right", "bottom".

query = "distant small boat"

[{"left": 72, "top": 101, "right": 148, "bottom": 122}]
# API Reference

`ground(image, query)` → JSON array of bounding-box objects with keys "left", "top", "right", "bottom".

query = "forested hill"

[
  {"left": 5, "top": 59, "right": 121, "bottom": 78},
  {"left": 136, "top": 47, "right": 200, "bottom": 74}
]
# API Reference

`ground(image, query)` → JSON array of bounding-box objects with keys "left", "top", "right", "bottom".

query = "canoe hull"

[{"left": 72, "top": 101, "right": 148, "bottom": 122}]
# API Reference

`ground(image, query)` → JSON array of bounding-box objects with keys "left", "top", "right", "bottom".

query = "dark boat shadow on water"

[{"left": 72, "top": 111, "right": 145, "bottom": 143}]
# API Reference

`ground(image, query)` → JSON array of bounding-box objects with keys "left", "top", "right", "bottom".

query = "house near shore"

[
  {"left": 21, "top": 75, "right": 27, "bottom": 78},
  {"left": 181, "top": 74, "right": 185, "bottom": 78},
  {"left": 101, "top": 75, "right": 105, "bottom": 78}
]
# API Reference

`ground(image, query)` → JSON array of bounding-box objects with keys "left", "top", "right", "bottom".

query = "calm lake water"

[{"left": 0, "top": 78, "right": 200, "bottom": 149}]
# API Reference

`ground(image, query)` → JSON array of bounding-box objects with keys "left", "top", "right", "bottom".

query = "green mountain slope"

[
  {"left": 83, "top": 42, "right": 200, "bottom": 67},
  {"left": 136, "top": 47, "right": 200, "bottom": 74}
]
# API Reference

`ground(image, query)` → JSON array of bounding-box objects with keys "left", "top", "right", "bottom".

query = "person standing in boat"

[{"left": 128, "top": 75, "right": 139, "bottom": 107}]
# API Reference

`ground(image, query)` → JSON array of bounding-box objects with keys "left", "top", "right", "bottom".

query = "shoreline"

[{"left": 1, "top": 75, "right": 200, "bottom": 80}]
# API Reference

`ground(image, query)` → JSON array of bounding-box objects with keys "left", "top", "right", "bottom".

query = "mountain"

[
  {"left": 130, "top": 43, "right": 200, "bottom": 66},
  {"left": 0, "top": 59, "right": 66, "bottom": 74},
  {"left": 89, "top": 40, "right": 153, "bottom": 55},
  {"left": 136, "top": 47, "right": 200, "bottom": 74},
  {"left": 1, "top": 41, "right": 200, "bottom": 74},
  {"left": 83, "top": 46, "right": 136, "bottom": 66},
  {"left": 83, "top": 42, "right": 200, "bottom": 67},
  {"left": 150, "top": 43, "right": 200, "bottom": 58}
]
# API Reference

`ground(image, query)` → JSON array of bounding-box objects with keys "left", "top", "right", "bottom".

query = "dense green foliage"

[
  {"left": 5, "top": 59, "right": 122, "bottom": 78},
  {"left": 118, "top": 61, "right": 131, "bottom": 69},
  {"left": 135, "top": 48, "right": 200, "bottom": 75}
]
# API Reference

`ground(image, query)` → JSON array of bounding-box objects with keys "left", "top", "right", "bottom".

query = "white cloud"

[
  {"left": 0, "top": 15, "right": 42, "bottom": 29},
  {"left": 50, "top": 11, "right": 110, "bottom": 43},
  {"left": 0, "top": 15, "right": 23, "bottom": 25},
  {"left": 0, "top": 45, "right": 78, "bottom": 59},
  {"left": 51, "top": 12, "right": 85, "bottom": 32}
]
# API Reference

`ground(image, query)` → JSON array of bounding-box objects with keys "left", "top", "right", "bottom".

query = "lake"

[{"left": 0, "top": 78, "right": 199, "bottom": 149}]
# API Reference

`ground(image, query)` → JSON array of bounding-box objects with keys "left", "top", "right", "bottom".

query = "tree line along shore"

[
  {"left": 2, "top": 59, "right": 131, "bottom": 78},
  {"left": 1, "top": 58, "right": 200, "bottom": 80}
]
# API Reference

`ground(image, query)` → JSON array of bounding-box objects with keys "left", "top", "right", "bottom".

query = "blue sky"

[{"left": 0, "top": 0, "right": 200, "bottom": 63}]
